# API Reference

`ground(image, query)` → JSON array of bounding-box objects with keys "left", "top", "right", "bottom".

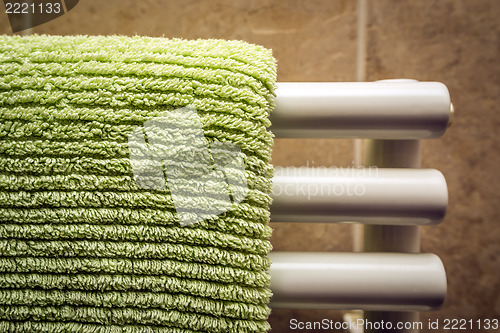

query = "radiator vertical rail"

[{"left": 361, "top": 140, "right": 422, "bottom": 333}]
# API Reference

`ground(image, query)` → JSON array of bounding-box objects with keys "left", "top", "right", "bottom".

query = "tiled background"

[{"left": 1, "top": 1, "right": 499, "bottom": 332}]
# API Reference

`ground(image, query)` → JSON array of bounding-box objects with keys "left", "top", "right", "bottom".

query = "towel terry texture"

[{"left": 0, "top": 35, "right": 277, "bottom": 332}]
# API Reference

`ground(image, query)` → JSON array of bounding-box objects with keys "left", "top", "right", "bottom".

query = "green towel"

[{"left": 0, "top": 35, "right": 276, "bottom": 332}]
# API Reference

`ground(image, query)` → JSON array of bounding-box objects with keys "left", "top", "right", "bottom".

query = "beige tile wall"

[{"left": 1, "top": 0, "right": 498, "bottom": 332}]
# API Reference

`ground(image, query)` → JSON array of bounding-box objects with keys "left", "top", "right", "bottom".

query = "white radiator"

[{"left": 268, "top": 80, "right": 452, "bottom": 333}]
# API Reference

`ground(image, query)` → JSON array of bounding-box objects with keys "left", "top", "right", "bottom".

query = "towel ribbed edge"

[{"left": 0, "top": 35, "right": 276, "bottom": 332}]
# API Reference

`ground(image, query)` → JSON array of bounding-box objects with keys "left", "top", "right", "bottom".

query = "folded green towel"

[{"left": 0, "top": 35, "right": 276, "bottom": 332}]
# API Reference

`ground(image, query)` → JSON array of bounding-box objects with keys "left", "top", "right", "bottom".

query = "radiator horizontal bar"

[
  {"left": 270, "top": 167, "right": 448, "bottom": 225},
  {"left": 269, "top": 252, "right": 447, "bottom": 311},
  {"left": 271, "top": 81, "right": 451, "bottom": 139}
]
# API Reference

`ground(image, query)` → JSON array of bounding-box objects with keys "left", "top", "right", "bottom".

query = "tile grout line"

[
  {"left": 354, "top": 0, "right": 368, "bottom": 167},
  {"left": 356, "top": 0, "right": 367, "bottom": 82},
  {"left": 353, "top": 0, "right": 368, "bottom": 257}
]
